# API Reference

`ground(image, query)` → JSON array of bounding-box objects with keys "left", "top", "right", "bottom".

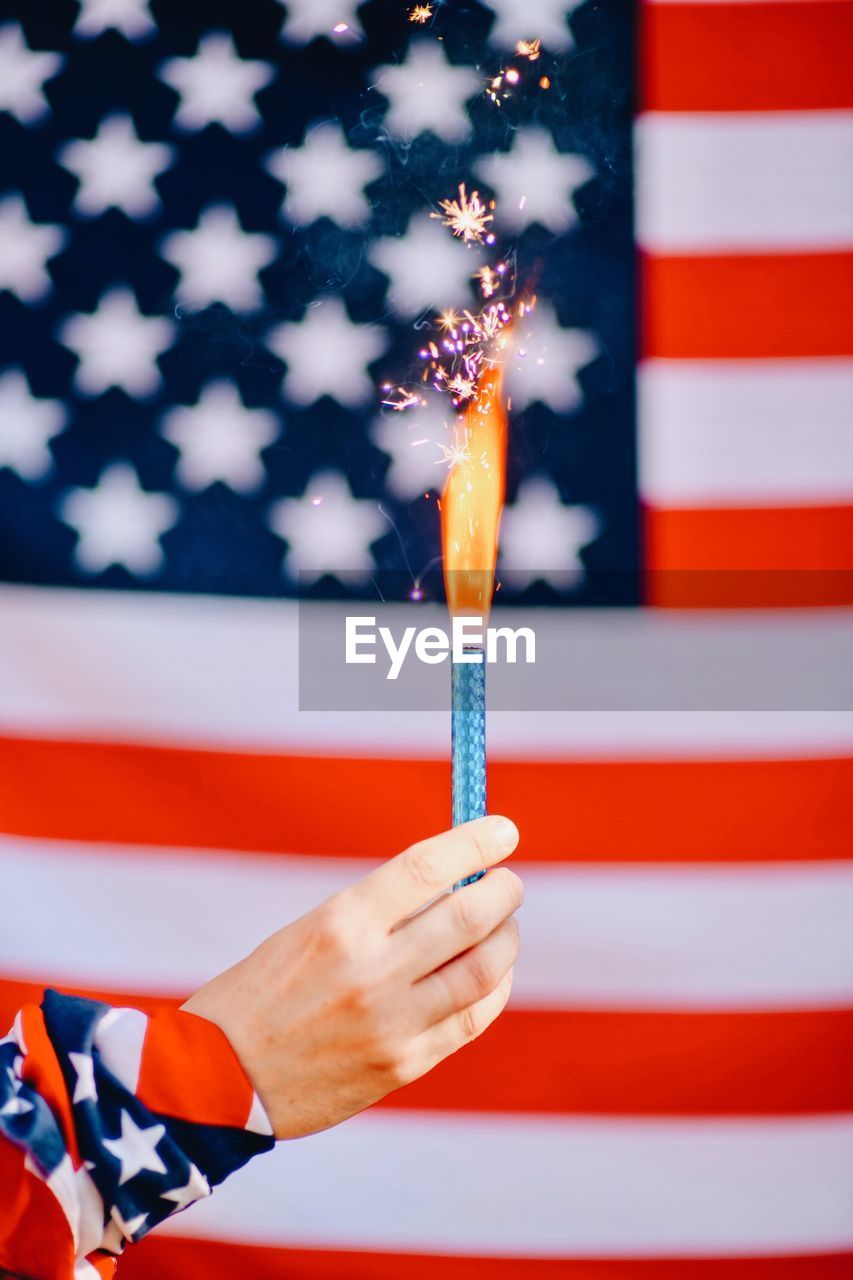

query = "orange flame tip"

[{"left": 441, "top": 363, "right": 508, "bottom": 619}]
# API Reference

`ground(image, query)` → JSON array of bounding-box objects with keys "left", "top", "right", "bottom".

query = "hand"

[{"left": 182, "top": 815, "right": 522, "bottom": 1139}]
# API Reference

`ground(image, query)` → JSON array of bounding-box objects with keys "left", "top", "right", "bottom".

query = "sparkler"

[{"left": 442, "top": 365, "right": 508, "bottom": 884}]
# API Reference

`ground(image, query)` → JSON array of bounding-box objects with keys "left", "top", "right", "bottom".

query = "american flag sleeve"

[{"left": 0, "top": 989, "right": 275, "bottom": 1279}]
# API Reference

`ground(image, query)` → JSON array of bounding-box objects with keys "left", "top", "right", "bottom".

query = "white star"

[
  {"left": 161, "top": 1162, "right": 210, "bottom": 1212},
  {"left": 103, "top": 1110, "right": 167, "bottom": 1185},
  {"left": 159, "top": 33, "right": 274, "bottom": 134},
  {"left": 0, "top": 195, "right": 65, "bottom": 303},
  {"left": 266, "top": 123, "right": 382, "bottom": 228},
  {"left": 475, "top": 128, "right": 594, "bottom": 234},
  {"left": 161, "top": 381, "right": 279, "bottom": 493},
  {"left": 278, "top": 0, "right": 365, "bottom": 45},
  {"left": 267, "top": 298, "right": 388, "bottom": 407},
  {"left": 160, "top": 205, "right": 276, "bottom": 312},
  {"left": 58, "top": 115, "right": 173, "bottom": 218},
  {"left": 58, "top": 288, "right": 174, "bottom": 397},
  {"left": 373, "top": 41, "right": 479, "bottom": 142},
  {"left": 499, "top": 476, "right": 599, "bottom": 591},
  {"left": 68, "top": 1052, "right": 97, "bottom": 1105},
  {"left": 269, "top": 470, "right": 385, "bottom": 584},
  {"left": 0, "top": 370, "right": 66, "bottom": 481},
  {"left": 0, "top": 24, "right": 63, "bottom": 124},
  {"left": 507, "top": 303, "right": 598, "bottom": 413},
  {"left": 371, "top": 393, "right": 459, "bottom": 499},
  {"left": 371, "top": 214, "right": 479, "bottom": 318},
  {"left": 108, "top": 1204, "right": 148, "bottom": 1243},
  {"left": 59, "top": 463, "right": 179, "bottom": 576},
  {"left": 0, "top": 1093, "right": 33, "bottom": 1117},
  {"left": 484, "top": 0, "right": 582, "bottom": 50},
  {"left": 74, "top": 0, "right": 155, "bottom": 40}
]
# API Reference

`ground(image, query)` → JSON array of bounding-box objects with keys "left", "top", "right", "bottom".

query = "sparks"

[
  {"left": 408, "top": 4, "right": 433, "bottom": 21},
  {"left": 382, "top": 387, "right": 423, "bottom": 411},
  {"left": 431, "top": 183, "right": 493, "bottom": 244},
  {"left": 477, "top": 265, "right": 499, "bottom": 298},
  {"left": 438, "top": 308, "right": 461, "bottom": 332},
  {"left": 438, "top": 433, "right": 473, "bottom": 470},
  {"left": 516, "top": 38, "right": 542, "bottom": 60}
]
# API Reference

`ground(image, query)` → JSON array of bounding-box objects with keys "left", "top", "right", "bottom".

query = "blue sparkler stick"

[{"left": 452, "top": 644, "right": 487, "bottom": 889}]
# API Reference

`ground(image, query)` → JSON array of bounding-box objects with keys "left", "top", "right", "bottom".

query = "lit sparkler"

[
  {"left": 408, "top": 4, "right": 433, "bottom": 22},
  {"left": 442, "top": 365, "right": 509, "bottom": 870}
]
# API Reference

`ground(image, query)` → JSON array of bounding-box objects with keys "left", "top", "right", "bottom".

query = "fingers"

[
  {"left": 395, "top": 866, "right": 523, "bottom": 980},
  {"left": 412, "top": 915, "right": 519, "bottom": 1025},
  {"left": 350, "top": 815, "right": 519, "bottom": 930},
  {"left": 419, "top": 966, "right": 515, "bottom": 1071}
]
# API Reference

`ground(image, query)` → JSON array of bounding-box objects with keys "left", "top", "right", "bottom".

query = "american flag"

[{"left": 1, "top": 0, "right": 852, "bottom": 1276}]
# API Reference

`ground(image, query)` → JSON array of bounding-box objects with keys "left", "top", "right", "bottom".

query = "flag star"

[
  {"left": 371, "top": 214, "right": 479, "bottom": 318},
  {"left": 0, "top": 195, "right": 66, "bottom": 304},
  {"left": 58, "top": 115, "right": 174, "bottom": 218},
  {"left": 109, "top": 1204, "right": 148, "bottom": 1242},
  {"left": 475, "top": 128, "right": 594, "bottom": 234},
  {"left": 507, "top": 303, "right": 598, "bottom": 413},
  {"left": 499, "top": 476, "right": 600, "bottom": 591},
  {"left": 277, "top": 0, "right": 365, "bottom": 45},
  {"left": 161, "top": 381, "right": 279, "bottom": 493},
  {"left": 266, "top": 124, "right": 382, "bottom": 228},
  {"left": 159, "top": 33, "right": 274, "bottom": 134},
  {"left": 268, "top": 470, "right": 385, "bottom": 584},
  {"left": 0, "top": 1093, "right": 33, "bottom": 1117},
  {"left": 68, "top": 1052, "right": 97, "bottom": 1105},
  {"left": 267, "top": 298, "right": 388, "bottom": 407},
  {"left": 58, "top": 287, "right": 174, "bottom": 397},
  {"left": 373, "top": 41, "right": 480, "bottom": 142},
  {"left": 74, "top": 0, "right": 155, "bottom": 40},
  {"left": 0, "top": 370, "right": 66, "bottom": 481},
  {"left": 371, "top": 394, "right": 459, "bottom": 499},
  {"left": 483, "top": 0, "right": 582, "bottom": 50},
  {"left": 161, "top": 1162, "right": 210, "bottom": 1212},
  {"left": 0, "top": 24, "right": 63, "bottom": 124},
  {"left": 160, "top": 205, "right": 276, "bottom": 312},
  {"left": 59, "top": 463, "right": 179, "bottom": 576}
]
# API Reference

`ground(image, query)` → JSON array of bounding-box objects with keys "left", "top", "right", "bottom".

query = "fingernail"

[{"left": 489, "top": 816, "right": 519, "bottom": 852}]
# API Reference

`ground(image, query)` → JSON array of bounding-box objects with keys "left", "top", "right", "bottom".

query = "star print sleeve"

[{"left": 0, "top": 989, "right": 275, "bottom": 1280}]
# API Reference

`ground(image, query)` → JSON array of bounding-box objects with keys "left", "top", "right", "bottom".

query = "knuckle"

[
  {"left": 454, "top": 888, "right": 486, "bottom": 938},
  {"left": 458, "top": 1003, "right": 483, "bottom": 1041},
  {"left": 495, "top": 868, "right": 524, "bottom": 912},
  {"left": 405, "top": 841, "right": 442, "bottom": 893},
  {"left": 461, "top": 824, "right": 490, "bottom": 868},
  {"left": 466, "top": 947, "right": 498, "bottom": 998},
  {"left": 315, "top": 899, "right": 350, "bottom": 955}
]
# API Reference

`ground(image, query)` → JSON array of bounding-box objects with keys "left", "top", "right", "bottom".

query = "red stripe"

[
  {"left": 1, "top": 736, "right": 851, "bottom": 860},
  {"left": 3, "top": 980, "right": 852, "bottom": 1117},
  {"left": 641, "top": 253, "right": 853, "bottom": 359},
  {"left": 644, "top": 507, "right": 853, "bottom": 603},
  {"left": 122, "top": 1237, "right": 853, "bottom": 1280},
  {"left": 0, "top": 1139, "right": 78, "bottom": 1280},
  {"left": 641, "top": 1, "right": 853, "bottom": 112}
]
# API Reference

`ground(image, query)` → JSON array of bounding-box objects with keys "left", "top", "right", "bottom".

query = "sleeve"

[{"left": 0, "top": 989, "right": 275, "bottom": 1280}]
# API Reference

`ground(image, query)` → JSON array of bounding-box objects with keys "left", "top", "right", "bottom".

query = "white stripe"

[
  {"left": 639, "top": 359, "right": 853, "bottom": 505},
  {"left": 0, "top": 586, "right": 851, "bottom": 757},
  {"left": 2, "top": 835, "right": 852, "bottom": 1010},
  {"left": 162, "top": 1110, "right": 853, "bottom": 1256},
  {"left": 635, "top": 112, "right": 853, "bottom": 251}
]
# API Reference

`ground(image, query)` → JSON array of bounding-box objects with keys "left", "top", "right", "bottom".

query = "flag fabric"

[{"left": 1, "top": 1, "right": 852, "bottom": 1277}]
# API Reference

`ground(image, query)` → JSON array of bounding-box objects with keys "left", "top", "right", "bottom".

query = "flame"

[{"left": 441, "top": 364, "right": 508, "bottom": 617}]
